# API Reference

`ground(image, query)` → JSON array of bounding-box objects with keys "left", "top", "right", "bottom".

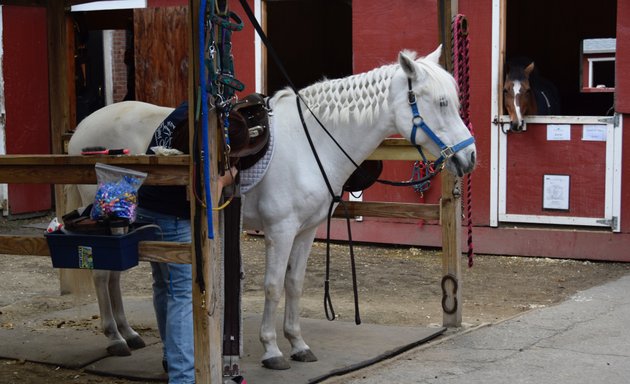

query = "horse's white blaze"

[{"left": 512, "top": 80, "right": 524, "bottom": 126}]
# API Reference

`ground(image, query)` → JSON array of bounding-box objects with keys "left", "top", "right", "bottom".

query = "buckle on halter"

[
  {"left": 408, "top": 91, "right": 417, "bottom": 105},
  {"left": 412, "top": 115, "right": 423, "bottom": 126},
  {"left": 440, "top": 146, "right": 455, "bottom": 159}
]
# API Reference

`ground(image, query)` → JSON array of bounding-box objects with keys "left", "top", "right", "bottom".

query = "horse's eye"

[{"left": 438, "top": 97, "right": 448, "bottom": 107}]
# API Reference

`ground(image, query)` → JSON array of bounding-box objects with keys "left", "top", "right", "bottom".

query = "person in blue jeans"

[
  {"left": 136, "top": 207, "right": 193, "bottom": 383},
  {"left": 137, "top": 169, "right": 236, "bottom": 384},
  {"left": 137, "top": 102, "right": 237, "bottom": 383}
]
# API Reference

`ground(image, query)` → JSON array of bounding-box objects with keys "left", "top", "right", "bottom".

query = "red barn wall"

[
  {"left": 2, "top": 6, "right": 52, "bottom": 215},
  {"left": 352, "top": 0, "right": 444, "bottom": 213},
  {"left": 231, "top": 0, "right": 256, "bottom": 97},
  {"left": 615, "top": 2, "right": 630, "bottom": 234}
]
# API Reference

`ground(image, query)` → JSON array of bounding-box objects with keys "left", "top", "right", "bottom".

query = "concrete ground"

[
  {"left": 0, "top": 298, "right": 444, "bottom": 383},
  {"left": 2, "top": 265, "right": 630, "bottom": 383},
  {"left": 322, "top": 274, "right": 630, "bottom": 384}
]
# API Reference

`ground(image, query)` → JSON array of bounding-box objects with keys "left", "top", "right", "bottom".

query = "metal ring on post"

[{"left": 441, "top": 274, "right": 458, "bottom": 315}]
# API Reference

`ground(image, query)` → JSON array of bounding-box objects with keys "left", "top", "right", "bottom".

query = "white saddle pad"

[{"left": 239, "top": 121, "right": 275, "bottom": 194}]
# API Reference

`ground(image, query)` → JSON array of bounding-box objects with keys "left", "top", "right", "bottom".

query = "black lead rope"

[
  {"left": 296, "top": 97, "right": 361, "bottom": 325},
  {"left": 239, "top": 0, "right": 361, "bottom": 324}
]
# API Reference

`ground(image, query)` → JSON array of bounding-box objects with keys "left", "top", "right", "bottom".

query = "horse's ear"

[
  {"left": 525, "top": 62, "right": 535, "bottom": 76},
  {"left": 399, "top": 51, "right": 418, "bottom": 80},
  {"left": 424, "top": 44, "right": 442, "bottom": 65}
]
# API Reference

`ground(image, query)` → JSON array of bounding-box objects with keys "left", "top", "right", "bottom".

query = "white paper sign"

[
  {"left": 582, "top": 125, "right": 607, "bottom": 141},
  {"left": 543, "top": 175, "right": 570, "bottom": 210},
  {"left": 547, "top": 124, "right": 571, "bottom": 141}
]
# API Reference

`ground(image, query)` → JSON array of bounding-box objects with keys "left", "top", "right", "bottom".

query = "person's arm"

[{"left": 218, "top": 166, "right": 238, "bottom": 190}]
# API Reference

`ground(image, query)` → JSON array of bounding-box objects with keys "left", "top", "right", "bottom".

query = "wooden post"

[
  {"left": 438, "top": 0, "right": 463, "bottom": 327},
  {"left": 440, "top": 173, "right": 463, "bottom": 326},
  {"left": 47, "top": 0, "right": 75, "bottom": 295},
  {"left": 188, "top": 1, "right": 223, "bottom": 382}
]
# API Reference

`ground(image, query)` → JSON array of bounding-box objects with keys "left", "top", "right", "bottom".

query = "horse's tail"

[{"left": 58, "top": 184, "right": 95, "bottom": 296}]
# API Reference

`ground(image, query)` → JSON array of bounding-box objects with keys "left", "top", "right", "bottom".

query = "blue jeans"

[{"left": 136, "top": 207, "right": 194, "bottom": 384}]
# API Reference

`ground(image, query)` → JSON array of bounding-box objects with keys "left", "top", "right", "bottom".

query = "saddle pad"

[{"left": 240, "top": 120, "right": 275, "bottom": 194}]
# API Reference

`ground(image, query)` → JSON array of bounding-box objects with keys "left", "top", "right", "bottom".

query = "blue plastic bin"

[{"left": 45, "top": 225, "right": 158, "bottom": 271}]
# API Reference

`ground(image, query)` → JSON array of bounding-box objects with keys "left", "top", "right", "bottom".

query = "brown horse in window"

[{"left": 503, "top": 58, "right": 561, "bottom": 132}]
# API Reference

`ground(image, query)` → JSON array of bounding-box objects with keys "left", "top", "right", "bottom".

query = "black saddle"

[{"left": 226, "top": 93, "right": 271, "bottom": 170}]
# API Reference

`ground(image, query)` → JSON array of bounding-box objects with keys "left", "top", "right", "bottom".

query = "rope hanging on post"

[{"left": 452, "top": 14, "right": 475, "bottom": 268}]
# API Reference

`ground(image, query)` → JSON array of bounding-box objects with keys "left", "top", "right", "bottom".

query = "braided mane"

[{"left": 271, "top": 50, "right": 460, "bottom": 126}]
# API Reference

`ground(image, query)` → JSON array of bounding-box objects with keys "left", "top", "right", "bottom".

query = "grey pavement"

[{"left": 323, "top": 274, "right": 630, "bottom": 384}]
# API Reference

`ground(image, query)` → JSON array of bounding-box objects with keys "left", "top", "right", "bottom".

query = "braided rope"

[{"left": 452, "top": 14, "right": 475, "bottom": 268}]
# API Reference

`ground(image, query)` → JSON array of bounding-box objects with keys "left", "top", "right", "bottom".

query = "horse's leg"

[
  {"left": 92, "top": 270, "right": 132, "bottom": 356},
  {"left": 284, "top": 227, "right": 318, "bottom": 363},
  {"left": 107, "top": 271, "right": 146, "bottom": 349},
  {"left": 260, "top": 228, "right": 295, "bottom": 370}
]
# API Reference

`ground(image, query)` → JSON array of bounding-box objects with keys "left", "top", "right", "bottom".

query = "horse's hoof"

[
  {"left": 107, "top": 342, "right": 132, "bottom": 356},
  {"left": 261, "top": 356, "right": 290, "bottom": 370},
  {"left": 125, "top": 335, "right": 146, "bottom": 350},
  {"left": 291, "top": 349, "right": 318, "bottom": 362}
]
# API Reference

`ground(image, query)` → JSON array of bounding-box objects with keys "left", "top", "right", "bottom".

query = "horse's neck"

[
  {"left": 301, "top": 105, "right": 394, "bottom": 185},
  {"left": 296, "top": 68, "right": 396, "bottom": 163}
]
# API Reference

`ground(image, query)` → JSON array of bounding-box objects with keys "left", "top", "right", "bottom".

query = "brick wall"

[{"left": 111, "top": 30, "right": 130, "bottom": 102}]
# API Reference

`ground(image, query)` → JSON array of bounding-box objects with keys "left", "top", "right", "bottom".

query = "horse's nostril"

[
  {"left": 511, "top": 122, "right": 521, "bottom": 132},
  {"left": 470, "top": 151, "right": 476, "bottom": 165}
]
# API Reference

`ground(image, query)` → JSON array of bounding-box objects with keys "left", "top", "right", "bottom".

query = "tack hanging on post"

[{"left": 200, "top": 0, "right": 214, "bottom": 239}]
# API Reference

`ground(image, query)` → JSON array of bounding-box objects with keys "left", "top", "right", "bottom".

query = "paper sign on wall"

[
  {"left": 547, "top": 124, "right": 571, "bottom": 141},
  {"left": 543, "top": 174, "right": 570, "bottom": 210},
  {"left": 582, "top": 125, "right": 607, "bottom": 141}
]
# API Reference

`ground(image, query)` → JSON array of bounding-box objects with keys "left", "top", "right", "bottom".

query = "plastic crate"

[{"left": 45, "top": 225, "right": 159, "bottom": 271}]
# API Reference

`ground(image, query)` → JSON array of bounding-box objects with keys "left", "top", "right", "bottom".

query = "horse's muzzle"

[
  {"left": 510, "top": 120, "right": 525, "bottom": 132},
  {"left": 449, "top": 150, "right": 476, "bottom": 177}
]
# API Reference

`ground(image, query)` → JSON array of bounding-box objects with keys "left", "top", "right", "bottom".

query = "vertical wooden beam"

[
  {"left": 188, "top": 0, "right": 222, "bottom": 382},
  {"left": 47, "top": 0, "right": 69, "bottom": 156},
  {"left": 438, "top": 0, "right": 463, "bottom": 327},
  {"left": 47, "top": 0, "right": 75, "bottom": 294},
  {"left": 440, "top": 174, "right": 463, "bottom": 326}
]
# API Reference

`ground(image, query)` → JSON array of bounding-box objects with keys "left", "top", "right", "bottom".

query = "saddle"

[{"left": 225, "top": 93, "right": 271, "bottom": 170}]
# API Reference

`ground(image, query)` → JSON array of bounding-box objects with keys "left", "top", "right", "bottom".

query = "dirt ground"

[{"left": 1, "top": 213, "right": 629, "bottom": 383}]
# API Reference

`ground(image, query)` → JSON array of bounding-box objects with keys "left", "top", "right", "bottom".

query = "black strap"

[{"left": 239, "top": 0, "right": 361, "bottom": 324}]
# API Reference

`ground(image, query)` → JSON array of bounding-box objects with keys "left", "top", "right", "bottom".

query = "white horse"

[{"left": 65, "top": 46, "right": 476, "bottom": 369}]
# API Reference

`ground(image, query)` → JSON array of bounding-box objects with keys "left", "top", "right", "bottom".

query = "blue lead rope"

[{"left": 200, "top": 0, "right": 214, "bottom": 239}]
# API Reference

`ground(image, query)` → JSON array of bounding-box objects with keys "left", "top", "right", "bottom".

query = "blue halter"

[{"left": 407, "top": 79, "right": 475, "bottom": 170}]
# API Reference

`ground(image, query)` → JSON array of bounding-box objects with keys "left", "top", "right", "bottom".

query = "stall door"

[
  {"left": 495, "top": 116, "right": 621, "bottom": 231},
  {"left": 2, "top": 6, "right": 52, "bottom": 215},
  {"left": 489, "top": 0, "right": 621, "bottom": 231}
]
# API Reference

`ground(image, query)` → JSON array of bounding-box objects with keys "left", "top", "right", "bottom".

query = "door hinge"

[
  {"left": 596, "top": 216, "right": 618, "bottom": 230},
  {"left": 598, "top": 114, "right": 620, "bottom": 127}
]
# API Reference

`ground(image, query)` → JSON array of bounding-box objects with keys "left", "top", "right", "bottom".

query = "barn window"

[{"left": 581, "top": 38, "right": 616, "bottom": 92}]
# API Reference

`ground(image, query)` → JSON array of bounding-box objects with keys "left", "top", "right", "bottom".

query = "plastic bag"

[{"left": 91, "top": 163, "right": 147, "bottom": 224}]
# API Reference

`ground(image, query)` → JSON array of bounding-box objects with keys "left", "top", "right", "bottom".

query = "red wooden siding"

[
  {"left": 505, "top": 124, "right": 606, "bottom": 218},
  {"left": 353, "top": 0, "right": 444, "bottom": 211},
  {"left": 231, "top": 0, "right": 256, "bottom": 97},
  {"left": 616, "top": 1, "right": 630, "bottom": 113},
  {"left": 2, "top": 6, "right": 52, "bottom": 215}
]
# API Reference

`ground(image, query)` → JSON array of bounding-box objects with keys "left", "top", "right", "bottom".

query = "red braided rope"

[{"left": 452, "top": 14, "right": 475, "bottom": 268}]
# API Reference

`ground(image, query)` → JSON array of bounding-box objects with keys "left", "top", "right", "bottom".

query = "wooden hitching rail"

[{"left": 0, "top": 139, "right": 438, "bottom": 262}]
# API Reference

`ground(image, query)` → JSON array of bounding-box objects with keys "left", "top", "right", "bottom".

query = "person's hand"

[{"left": 218, "top": 166, "right": 238, "bottom": 189}]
